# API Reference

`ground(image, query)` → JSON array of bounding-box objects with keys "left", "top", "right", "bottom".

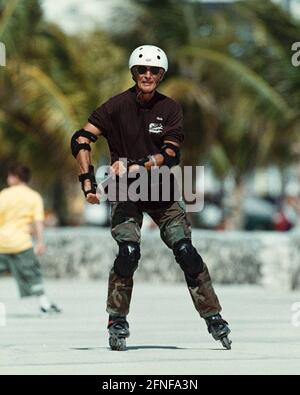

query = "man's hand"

[
  {"left": 111, "top": 160, "right": 141, "bottom": 175},
  {"left": 128, "top": 164, "right": 140, "bottom": 173},
  {"left": 34, "top": 242, "right": 46, "bottom": 256},
  {"left": 86, "top": 192, "right": 100, "bottom": 205},
  {"left": 111, "top": 160, "right": 127, "bottom": 177},
  {"left": 83, "top": 180, "right": 100, "bottom": 204}
]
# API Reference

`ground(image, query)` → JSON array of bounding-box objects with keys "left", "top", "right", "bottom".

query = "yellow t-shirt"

[{"left": 0, "top": 184, "right": 45, "bottom": 254}]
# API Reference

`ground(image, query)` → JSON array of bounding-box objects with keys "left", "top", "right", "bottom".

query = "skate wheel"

[
  {"left": 221, "top": 336, "right": 232, "bottom": 350},
  {"left": 109, "top": 336, "right": 127, "bottom": 351}
]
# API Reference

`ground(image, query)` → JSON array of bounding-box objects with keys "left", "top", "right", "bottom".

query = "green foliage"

[
  {"left": 0, "top": 1, "right": 127, "bottom": 184},
  {"left": 1, "top": 0, "right": 300, "bottom": 222},
  {"left": 0, "top": 0, "right": 128, "bottom": 221}
]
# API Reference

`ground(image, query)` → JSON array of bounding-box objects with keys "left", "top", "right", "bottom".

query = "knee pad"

[
  {"left": 173, "top": 239, "right": 204, "bottom": 275},
  {"left": 114, "top": 242, "right": 141, "bottom": 278}
]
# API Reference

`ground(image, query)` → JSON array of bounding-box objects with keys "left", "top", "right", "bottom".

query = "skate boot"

[
  {"left": 205, "top": 314, "right": 232, "bottom": 350},
  {"left": 108, "top": 315, "right": 130, "bottom": 351}
]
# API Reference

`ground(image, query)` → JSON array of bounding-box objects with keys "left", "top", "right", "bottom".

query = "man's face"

[{"left": 132, "top": 66, "right": 165, "bottom": 94}]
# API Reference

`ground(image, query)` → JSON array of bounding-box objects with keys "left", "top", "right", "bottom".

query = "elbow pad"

[
  {"left": 160, "top": 143, "right": 180, "bottom": 168},
  {"left": 71, "top": 129, "right": 98, "bottom": 158}
]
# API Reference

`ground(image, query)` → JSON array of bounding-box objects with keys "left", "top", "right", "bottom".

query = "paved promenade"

[{"left": 0, "top": 278, "right": 300, "bottom": 375}]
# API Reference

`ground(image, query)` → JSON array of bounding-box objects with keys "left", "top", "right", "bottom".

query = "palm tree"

[{"left": 0, "top": 0, "right": 128, "bottom": 223}]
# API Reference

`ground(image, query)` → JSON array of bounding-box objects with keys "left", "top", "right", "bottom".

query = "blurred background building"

[{"left": 1, "top": 0, "right": 300, "bottom": 231}]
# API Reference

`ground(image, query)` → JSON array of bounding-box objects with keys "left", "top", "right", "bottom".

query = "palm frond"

[
  {"left": 162, "top": 76, "right": 218, "bottom": 115},
  {"left": 0, "top": 0, "right": 20, "bottom": 38},
  {"left": 9, "top": 62, "right": 78, "bottom": 136},
  {"left": 179, "top": 46, "right": 293, "bottom": 119}
]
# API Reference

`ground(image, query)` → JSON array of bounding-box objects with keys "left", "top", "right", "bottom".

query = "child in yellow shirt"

[{"left": 0, "top": 164, "right": 61, "bottom": 315}]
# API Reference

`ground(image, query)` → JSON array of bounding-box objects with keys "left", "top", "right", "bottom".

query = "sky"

[
  {"left": 41, "top": 0, "right": 300, "bottom": 33},
  {"left": 41, "top": 0, "right": 119, "bottom": 32}
]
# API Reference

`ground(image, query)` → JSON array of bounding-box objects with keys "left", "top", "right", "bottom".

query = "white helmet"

[{"left": 129, "top": 45, "right": 168, "bottom": 72}]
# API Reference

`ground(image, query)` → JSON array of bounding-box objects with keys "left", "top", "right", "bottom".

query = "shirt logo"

[{"left": 149, "top": 123, "right": 163, "bottom": 134}]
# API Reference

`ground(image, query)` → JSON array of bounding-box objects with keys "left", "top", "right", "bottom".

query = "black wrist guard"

[
  {"left": 160, "top": 143, "right": 180, "bottom": 168},
  {"left": 78, "top": 165, "right": 98, "bottom": 197}
]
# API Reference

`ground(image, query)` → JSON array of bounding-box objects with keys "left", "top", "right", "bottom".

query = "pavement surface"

[{"left": 0, "top": 278, "right": 300, "bottom": 375}]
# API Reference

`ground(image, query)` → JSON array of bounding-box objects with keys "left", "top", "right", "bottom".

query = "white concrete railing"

[{"left": 41, "top": 228, "right": 300, "bottom": 290}]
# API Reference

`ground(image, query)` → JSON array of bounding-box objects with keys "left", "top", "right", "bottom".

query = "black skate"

[
  {"left": 205, "top": 314, "right": 232, "bottom": 350},
  {"left": 108, "top": 316, "right": 130, "bottom": 351}
]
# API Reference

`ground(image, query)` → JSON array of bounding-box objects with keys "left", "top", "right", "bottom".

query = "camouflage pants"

[{"left": 106, "top": 201, "right": 222, "bottom": 319}]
